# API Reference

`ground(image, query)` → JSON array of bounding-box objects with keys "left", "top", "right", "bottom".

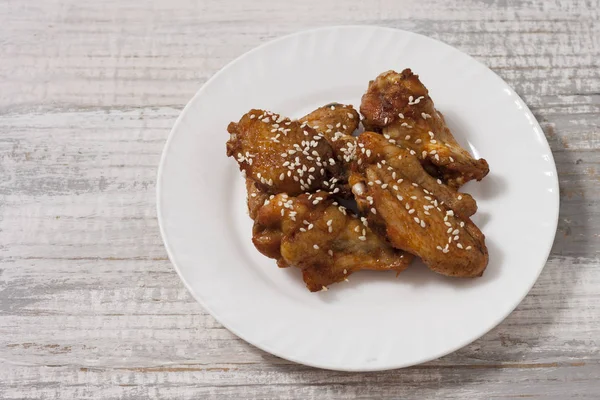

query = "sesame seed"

[
  {"left": 321, "top": 286, "right": 328, "bottom": 291},
  {"left": 408, "top": 209, "right": 415, "bottom": 214},
  {"left": 371, "top": 208, "right": 377, "bottom": 214},
  {"left": 358, "top": 236, "right": 366, "bottom": 241},
  {"left": 437, "top": 179, "right": 442, "bottom": 184},
  {"left": 447, "top": 210, "right": 454, "bottom": 216},
  {"left": 452, "top": 229, "right": 460, "bottom": 235},
  {"left": 413, "top": 217, "right": 420, "bottom": 224},
  {"left": 410, "top": 196, "right": 417, "bottom": 200},
  {"left": 398, "top": 113, "right": 404, "bottom": 119},
  {"left": 457, "top": 243, "right": 464, "bottom": 249},
  {"left": 457, "top": 195, "right": 463, "bottom": 200},
  {"left": 313, "top": 244, "right": 319, "bottom": 250},
  {"left": 420, "top": 220, "right": 426, "bottom": 228},
  {"left": 397, "top": 195, "right": 403, "bottom": 201},
  {"left": 437, "top": 246, "right": 443, "bottom": 251},
  {"left": 415, "top": 139, "right": 422, "bottom": 144},
  {"left": 466, "top": 246, "right": 472, "bottom": 250},
  {"left": 422, "top": 112, "right": 431, "bottom": 119},
  {"left": 405, "top": 135, "right": 411, "bottom": 140},
  {"left": 279, "top": 173, "right": 285, "bottom": 180},
  {"left": 250, "top": 114, "right": 256, "bottom": 119},
  {"left": 381, "top": 184, "right": 388, "bottom": 189},
  {"left": 328, "top": 250, "right": 334, "bottom": 256},
  {"left": 412, "top": 183, "right": 419, "bottom": 187},
  {"left": 430, "top": 150, "right": 437, "bottom": 155},
  {"left": 449, "top": 156, "right": 455, "bottom": 162},
  {"left": 428, "top": 131, "right": 435, "bottom": 138},
  {"left": 405, "top": 203, "right": 410, "bottom": 210},
  {"left": 354, "top": 226, "right": 360, "bottom": 232},
  {"left": 447, "top": 227, "right": 453, "bottom": 233},
  {"left": 460, "top": 222, "right": 465, "bottom": 227},
  {"left": 348, "top": 113, "right": 354, "bottom": 119},
  {"left": 430, "top": 139, "right": 437, "bottom": 144},
  {"left": 422, "top": 151, "right": 427, "bottom": 158},
  {"left": 343, "top": 269, "right": 347, "bottom": 274},
  {"left": 444, "top": 221, "right": 452, "bottom": 227},
  {"left": 384, "top": 117, "right": 388, "bottom": 124}
]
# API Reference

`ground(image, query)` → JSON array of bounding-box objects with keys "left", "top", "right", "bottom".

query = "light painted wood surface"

[{"left": 1, "top": 0, "right": 599, "bottom": 398}]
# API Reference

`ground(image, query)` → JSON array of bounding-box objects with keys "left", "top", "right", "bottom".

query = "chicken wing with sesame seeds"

[
  {"left": 251, "top": 189, "right": 412, "bottom": 291},
  {"left": 349, "top": 132, "right": 488, "bottom": 278},
  {"left": 227, "top": 109, "right": 342, "bottom": 196},
  {"left": 299, "top": 103, "right": 360, "bottom": 160},
  {"left": 299, "top": 103, "right": 361, "bottom": 196},
  {"left": 360, "top": 69, "right": 489, "bottom": 189}
]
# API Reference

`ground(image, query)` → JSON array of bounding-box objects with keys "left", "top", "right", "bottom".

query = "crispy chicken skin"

[
  {"left": 250, "top": 189, "right": 411, "bottom": 291},
  {"left": 299, "top": 103, "right": 360, "bottom": 163},
  {"left": 299, "top": 103, "right": 361, "bottom": 196},
  {"left": 349, "top": 132, "right": 488, "bottom": 278},
  {"left": 227, "top": 109, "right": 342, "bottom": 196},
  {"left": 360, "top": 69, "right": 489, "bottom": 188}
]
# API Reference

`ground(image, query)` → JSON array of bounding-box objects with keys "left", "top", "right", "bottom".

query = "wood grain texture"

[{"left": 1, "top": 0, "right": 599, "bottom": 398}]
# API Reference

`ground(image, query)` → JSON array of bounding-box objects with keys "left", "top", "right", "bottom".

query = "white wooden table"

[{"left": 1, "top": 1, "right": 599, "bottom": 398}]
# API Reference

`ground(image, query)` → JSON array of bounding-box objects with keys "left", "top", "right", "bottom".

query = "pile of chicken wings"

[{"left": 227, "top": 69, "right": 489, "bottom": 291}]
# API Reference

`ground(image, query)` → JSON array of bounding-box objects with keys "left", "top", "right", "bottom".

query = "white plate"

[{"left": 157, "top": 26, "right": 559, "bottom": 371}]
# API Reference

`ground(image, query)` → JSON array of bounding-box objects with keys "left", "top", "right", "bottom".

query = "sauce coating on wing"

[
  {"left": 227, "top": 109, "right": 342, "bottom": 196},
  {"left": 350, "top": 132, "right": 488, "bottom": 278},
  {"left": 360, "top": 69, "right": 489, "bottom": 188}
]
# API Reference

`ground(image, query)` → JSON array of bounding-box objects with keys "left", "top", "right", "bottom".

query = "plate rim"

[{"left": 156, "top": 25, "right": 560, "bottom": 371}]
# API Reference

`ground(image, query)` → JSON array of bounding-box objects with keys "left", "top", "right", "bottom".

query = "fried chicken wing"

[
  {"left": 299, "top": 103, "right": 361, "bottom": 197},
  {"left": 251, "top": 188, "right": 411, "bottom": 291},
  {"left": 299, "top": 103, "right": 360, "bottom": 163},
  {"left": 360, "top": 69, "right": 489, "bottom": 188},
  {"left": 227, "top": 109, "right": 341, "bottom": 196},
  {"left": 349, "top": 132, "right": 488, "bottom": 278}
]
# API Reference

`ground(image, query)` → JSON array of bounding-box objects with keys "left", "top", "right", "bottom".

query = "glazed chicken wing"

[
  {"left": 360, "top": 69, "right": 489, "bottom": 188},
  {"left": 299, "top": 103, "right": 361, "bottom": 196},
  {"left": 250, "top": 188, "right": 411, "bottom": 291},
  {"left": 349, "top": 132, "right": 488, "bottom": 277},
  {"left": 227, "top": 109, "right": 342, "bottom": 196},
  {"left": 299, "top": 103, "right": 360, "bottom": 163}
]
